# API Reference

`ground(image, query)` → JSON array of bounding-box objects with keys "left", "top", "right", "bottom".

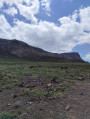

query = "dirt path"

[{"left": 0, "top": 80, "right": 90, "bottom": 119}]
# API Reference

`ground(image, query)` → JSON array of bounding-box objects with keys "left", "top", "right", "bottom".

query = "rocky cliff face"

[
  {"left": 61, "top": 52, "right": 82, "bottom": 61},
  {"left": 0, "top": 38, "right": 84, "bottom": 62}
]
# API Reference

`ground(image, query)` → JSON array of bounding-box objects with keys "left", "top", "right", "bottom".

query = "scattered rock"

[
  {"left": 26, "top": 85, "right": 30, "bottom": 88},
  {"left": 70, "top": 75, "right": 74, "bottom": 77},
  {"left": 31, "top": 85, "right": 36, "bottom": 88},
  {"left": 63, "top": 95, "right": 68, "bottom": 98},
  {"left": 38, "top": 65, "right": 41, "bottom": 68},
  {"left": 80, "top": 93, "right": 83, "bottom": 95},
  {"left": 0, "top": 89, "right": 2, "bottom": 92},
  {"left": 65, "top": 70, "right": 70, "bottom": 73},
  {"left": 7, "top": 103, "right": 11, "bottom": 106},
  {"left": 47, "top": 83, "right": 52, "bottom": 87},
  {"left": 78, "top": 77, "right": 85, "bottom": 81},
  {"left": 15, "top": 100, "right": 21, "bottom": 105},
  {"left": 29, "top": 66, "right": 35, "bottom": 68},
  {"left": 53, "top": 88, "right": 57, "bottom": 92},
  {"left": 40, "top": 108, "right": 43, "bottom": 110},
  {"left": 18, "top": 82, "right": 24, "bottom": 87},
  {"left": 14, "top": 100, "right": 21, "bottom": 109},
  {"left": 27, "top": 102, "right": 33, "bottom": 105},
  {"left": 18, "top": 113, "right": 28, "bottom": 119},
  {"left": 61, "top": 66, "right": 68, "bottom": 69},
  {"left": 61, "top": 89, "right": 65, "bottom": 92},
  {"left": 66, "top": 105, "right": 71, "bottom": 111},
  {"left": 51, "top": 78, "right": 57, "bottom": 83},
  {"left": 13, "top": 94, "right": 17, "bottom": 98}
]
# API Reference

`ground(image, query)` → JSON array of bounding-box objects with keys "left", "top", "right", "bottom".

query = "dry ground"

[
  {"left": 0, "top": 60, "right": 90, "bottom": 119},
  {"left": 0, "top": 79, "right": 90, "bottom": 119}
]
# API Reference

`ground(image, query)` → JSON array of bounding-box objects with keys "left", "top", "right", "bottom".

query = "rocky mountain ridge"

[{"left": 0, "top": 38, "right": 84, "bottom": 62}]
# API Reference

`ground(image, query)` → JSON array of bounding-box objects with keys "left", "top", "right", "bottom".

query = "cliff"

[{"left": 0, "top": 38, "right": 84, "bottom": 62}]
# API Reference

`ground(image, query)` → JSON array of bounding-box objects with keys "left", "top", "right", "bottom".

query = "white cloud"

[
  {"left": 0, "top": 0, "right": 51, "bottom": 23},
  {"left": 0, "top": 4, "right": 90, "bottom": 53},
  {"left": 16, "top": 0, "right": 40, "bottom": 23},
  {"left": 4, "top": 7, "right": 18, "bottom": 16},
  {"left": 41, "top": 0, "right": 51, "bottom": 12},
  {"left": 84, "top": 53, "right": 90, "bottom": 60},
  {"left": 80, "top": 7, "right": 90, "bottom": 31},
  {"left": 0, "top": 15, "right": 12, "bottom": 39},
  {"left": 0, "top": 0, "right": 3, "bottom": 8},
  {"left": 1, "top": 0, "right": 31, "bottom": 6}
]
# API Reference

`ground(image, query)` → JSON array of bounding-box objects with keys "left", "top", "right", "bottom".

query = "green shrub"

[{"left": 0, "top": 113, "right": 17, "bottom": 119}]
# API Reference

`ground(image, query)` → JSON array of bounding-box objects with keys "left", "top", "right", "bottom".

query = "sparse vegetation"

[
  {"left": 0, "top": 56, "right": 90, "bottom": 119},
  {"left": 0, "top": 113, "right": 18, "bottom": 119}
]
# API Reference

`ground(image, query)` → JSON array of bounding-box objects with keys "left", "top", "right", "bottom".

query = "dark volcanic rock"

[{"left": 0, "top": 38, "right": 84, "bottom": 62}]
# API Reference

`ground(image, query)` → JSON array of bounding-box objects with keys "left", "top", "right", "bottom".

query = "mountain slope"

[{"left": 0, "top": 38, "right": 84, "bottom": 62}]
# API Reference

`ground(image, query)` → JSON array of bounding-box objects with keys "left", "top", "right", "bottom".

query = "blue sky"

[{"left": 0, "top": 0, "right": 90, "bottom": 62}]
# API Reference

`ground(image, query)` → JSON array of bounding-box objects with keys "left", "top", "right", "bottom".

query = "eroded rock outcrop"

[{"left": 0, "top": 38, "right": 84, "bottom": 62}]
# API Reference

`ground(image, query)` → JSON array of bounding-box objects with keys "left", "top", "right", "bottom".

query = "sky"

[{"left": 0, "top": 0, "right": 90, "bottom": 62}]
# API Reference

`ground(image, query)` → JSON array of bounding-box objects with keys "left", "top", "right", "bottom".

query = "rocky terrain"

[
  {"left": 0, "top": 38, "right": 84, "bottom": 62},
  {"left": 0, "top": 58, "right": 90, "bottom": 119},
  {"left": 0, "top": 79, "right": 90, "bottom": 119}
]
